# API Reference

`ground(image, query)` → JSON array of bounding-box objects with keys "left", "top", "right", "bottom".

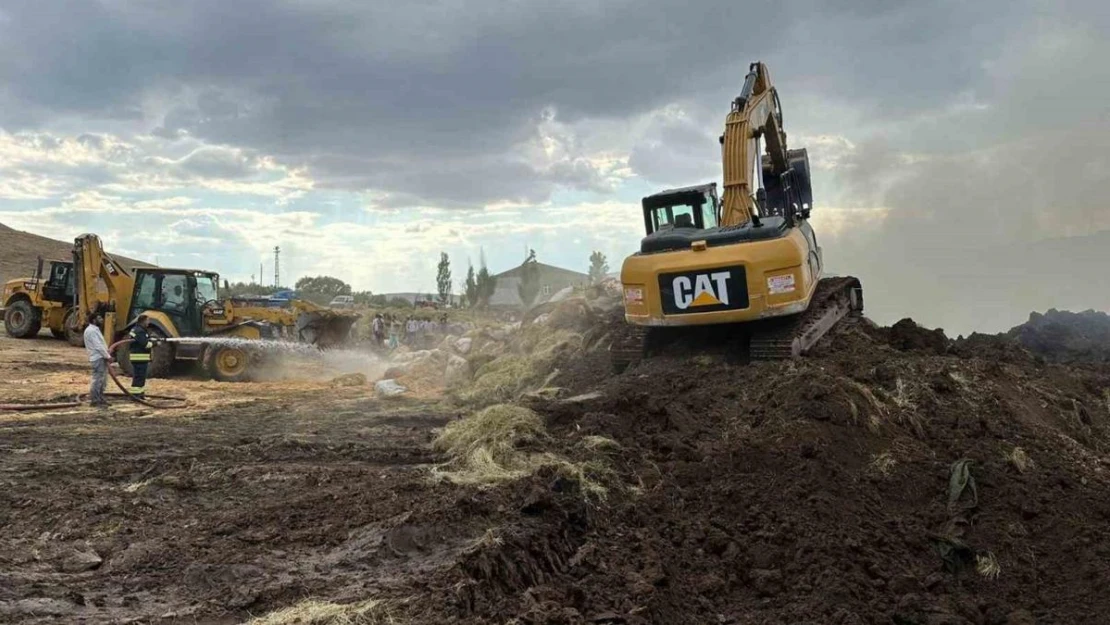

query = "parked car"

[{"left": 329, "top": 295, "right": 355, "bottom": 309}]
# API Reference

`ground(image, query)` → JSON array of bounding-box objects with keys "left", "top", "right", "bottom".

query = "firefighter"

[{"left": 127, "top": 315, "right": 156, "bottom": 399}]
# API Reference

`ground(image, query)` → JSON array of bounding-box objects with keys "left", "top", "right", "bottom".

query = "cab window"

[
  {"left": 701, "top": 191, "right": 718, "bottom": 229},
  {"left": 134, "top": 273, "right": 158, "bottom": 310},
  {"left": 651, "top": 204, "right": 697, "bottom": 231}
]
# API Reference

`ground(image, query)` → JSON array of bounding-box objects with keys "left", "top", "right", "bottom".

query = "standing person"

[
  {"left": 83, "top": 311, "right": 112, "bottom": 408},
  {"left": 405, "top": 316, "right": 416, "bottom": 344},
  {"left": 371, "top": 313, "right": 385, "bottom": 348},
  {"left": 127, "top": 315, "right": 155, "bottom": 399},
  {"left": 388, "top": 314, "right": 400, "bottom": 350}
]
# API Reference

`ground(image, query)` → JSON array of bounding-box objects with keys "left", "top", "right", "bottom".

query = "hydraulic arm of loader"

[
  {"left": 73, "top": 234, "right": 133, "bottom": 337},
  {"left": 720, "top": 62, "right": 792, "bottom": 228}
]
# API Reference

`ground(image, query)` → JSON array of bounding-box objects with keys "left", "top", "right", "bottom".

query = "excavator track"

[
  {"left": 749, "top": 276, "right": 863, "bottom": 360},
  {"left": 609, "top": 324, "right": 649, "bottom": 373}
]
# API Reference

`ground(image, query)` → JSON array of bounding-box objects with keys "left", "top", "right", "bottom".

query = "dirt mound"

[
  {"left": 0, "top": 222, "right": 153, "bottom": 287},
  {"left": 420, "top": 318, "right": 1110, "bottom": 624},
  {"left": 1008, "top": 309, "right": 1110, "bottom": 364}
]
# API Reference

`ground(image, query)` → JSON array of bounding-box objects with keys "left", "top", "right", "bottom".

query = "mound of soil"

[
  {"left": 1009, "top": 309, "right": 1110, "bottom": 365},
  {"left": 423, "top": 317, "right": 1110, "bottom": 624}
]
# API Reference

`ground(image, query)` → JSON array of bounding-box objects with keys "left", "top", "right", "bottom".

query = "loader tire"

[
  {"left": 204, "top": 344, "right": 252, "bottom": 383},
  {"left": 4, "top": 300, "right": 41, "bottom": 339},
  {"left": 64, "top": 308, "right": 85, "bottom": 347},
  {"left": 115, "top": 328, "right": 174, "bottom": 378}
]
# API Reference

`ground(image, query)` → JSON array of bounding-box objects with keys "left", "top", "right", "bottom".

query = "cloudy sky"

[{"left": 1, "top": 0, "right": 1107, "bottom": 333}]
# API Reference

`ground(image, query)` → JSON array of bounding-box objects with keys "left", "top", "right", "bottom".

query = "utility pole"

[{"left": 273, "top": 246, "right": 280, "bottom": 288}]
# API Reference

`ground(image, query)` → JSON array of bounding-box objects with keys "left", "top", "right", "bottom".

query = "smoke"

[{"left": 821, "top": 126, "right": 1110, "bottom": 335}]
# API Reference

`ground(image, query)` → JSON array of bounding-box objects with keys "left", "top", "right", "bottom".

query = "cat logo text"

[
  {"left": 658, "top": 266, "right": 749, "bottom": 315},
  {"left": 672, "top": 272, "right": 730, "bottom": 309}
]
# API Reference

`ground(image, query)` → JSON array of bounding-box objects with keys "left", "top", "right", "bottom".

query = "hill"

[{"left": 0, "top": 222, "right": 153, "bottom": 287}]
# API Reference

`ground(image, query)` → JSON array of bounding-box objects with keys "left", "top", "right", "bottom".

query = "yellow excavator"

[
  {"left": 73, "top": 234, "right": 360, "bottom": 381},
  {"left": 613, "top": 61, "right": 863, "bottom": 371}
]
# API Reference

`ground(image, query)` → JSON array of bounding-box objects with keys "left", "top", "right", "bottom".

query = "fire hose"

[{"left": 0, "top": 340, "right": 189, "bottom": 412}]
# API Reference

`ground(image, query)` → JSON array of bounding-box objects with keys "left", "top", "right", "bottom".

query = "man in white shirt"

[{"left": 83, "top": 312, "right": 112, "bottom": 408}]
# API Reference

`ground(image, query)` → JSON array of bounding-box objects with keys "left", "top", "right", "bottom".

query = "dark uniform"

[{"left": 128, "top": 324, "right": 153, "bottom": 398}]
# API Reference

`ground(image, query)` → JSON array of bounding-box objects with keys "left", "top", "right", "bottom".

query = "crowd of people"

[{"left": 369, "top": 312, "right": 467, "bottom": 350}]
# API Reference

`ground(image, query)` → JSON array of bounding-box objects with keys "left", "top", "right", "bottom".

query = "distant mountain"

[{"left": 0, "top": 222, "right": 154, "bottom": 287}]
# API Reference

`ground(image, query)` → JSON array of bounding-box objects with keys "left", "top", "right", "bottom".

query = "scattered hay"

[
  {"left": 431, "top": 404, "right": 613, "bottom": 500},
  {"left": 869, "top": 451, "right": 897, "bottom": 476},
  {"left": 581, "top": 435, "right": 621, "bottom": 451},
  {"left": 976, "top": 552, "right": 1002, "bottom": 580},
  {"left": 1007, "top": 447, "right": 1033, "bottom": 474},
  {"left": 846, "top": 379, "right": 885, "bottom": 432},
  {"left": 122, "top": 479, "right": 152, "bottom": 493},
  {"left": 456, "top": 355, "right": 538, "bottom": 406},
  {"left": 432, "top": 404, "right": 547, "bottom": 485},
  {"left": 244, "top": 599, "right": 396, "bottom": 625},
  {"left": 547, "top": 456, "right": 612, "bottom": 502},
  {"left": 891, "top": 378, "right": 917, "bottom": 409}
]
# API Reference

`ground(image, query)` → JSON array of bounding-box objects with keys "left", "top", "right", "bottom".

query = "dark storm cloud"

[{"left": 0, "top": 0, "right": 1020, "bottom": 208}]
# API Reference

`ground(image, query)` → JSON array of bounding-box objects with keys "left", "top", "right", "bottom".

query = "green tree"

[
  {"left": 476, "top": 266, "right": 496, "bottom": 308},
  {"left": 517, "top": 249, "right": 540, "bottom": 307},
  {"left": 464, "top": 263, "right": 478, "bottom": 309},
  {"left": 588, "top": 251, "right": 609, "bottom": 284},
  {"left": 436, "top": 252, "right": 453, "bottom": 305},
  {"left": 294, "top": 275, "right": 352, "bottom": 305}
]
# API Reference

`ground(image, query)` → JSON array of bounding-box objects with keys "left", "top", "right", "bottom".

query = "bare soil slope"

[{"left": 0, "top": 222, "right": 153, "bottom": 287}]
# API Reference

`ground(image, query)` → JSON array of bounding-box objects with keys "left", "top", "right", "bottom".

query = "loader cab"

[
  {"left": 128, "top": 269, "right": 221, "bottom": 337},
  {"left": 641, "top": 183, "right": 719, "bottom": 235},
  {"left": 37, "top": 259, "right": 76, "bottom": 306}
]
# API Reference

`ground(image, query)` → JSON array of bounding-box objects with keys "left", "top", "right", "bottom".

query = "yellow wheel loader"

[
  {"left": 2, "top": 257, "right": 85, "bottom": 345},
  {"left": 72, "top": 234, "right": 360, "bottom": 381},
  {"left": 613, "top": 62, "right": 863, "bottom": 371}
]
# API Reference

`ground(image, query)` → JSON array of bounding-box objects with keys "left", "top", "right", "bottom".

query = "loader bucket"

[{"left": 295, "top": 310, "right": 361, "bottom": 348}]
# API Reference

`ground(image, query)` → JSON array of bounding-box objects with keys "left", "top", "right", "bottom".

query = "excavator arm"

[
  {"left": 719, "top": 62, "right": 792, "bottom": 227},
  {"left": 73, "top": 234, "right": 133, "bottom": 338}
]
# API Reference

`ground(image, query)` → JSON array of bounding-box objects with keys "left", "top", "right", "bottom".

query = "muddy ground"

[
  {"left": 0, "top": 333, "right": 471, "bottom": 623},
  {"left": 3, "top": 311, "right": 1110, "bottom": 624}
]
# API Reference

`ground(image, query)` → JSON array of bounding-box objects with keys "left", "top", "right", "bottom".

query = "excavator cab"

[{"left": 642, "top": 183, "right": 719, "bottom": 234}]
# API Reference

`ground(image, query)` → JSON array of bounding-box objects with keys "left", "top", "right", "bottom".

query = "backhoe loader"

[
  {"left": 73, "top": 234, "right": 360, "bottom": 381},
  {"left": 613, "top": 61, "right": 863, "bottom": 371},
  {"left": 2, "top": 257, "right": 84, "bottom": 344}
]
